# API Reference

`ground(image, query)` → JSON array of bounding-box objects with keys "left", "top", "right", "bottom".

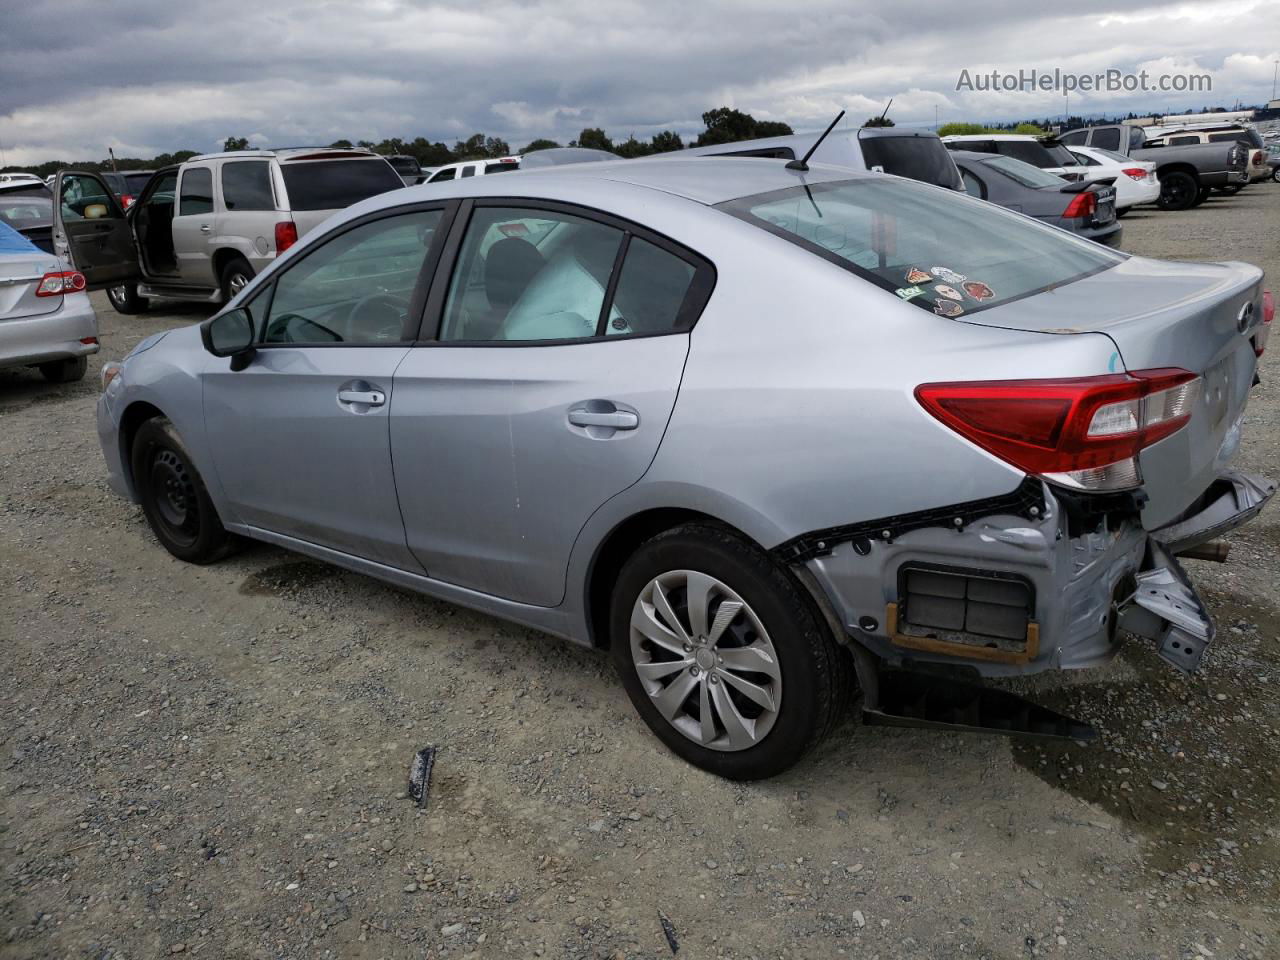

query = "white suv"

[
  {"left": 52, "top": 147, "right": 403, "bottom": 314},
  {"left": 423, "top": 156, "right": 522, "bottom": 182}
]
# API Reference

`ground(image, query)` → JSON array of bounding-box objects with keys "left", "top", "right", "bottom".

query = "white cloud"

[{"left": 1, "top": 0, "right": 1277, "bottom": 166}]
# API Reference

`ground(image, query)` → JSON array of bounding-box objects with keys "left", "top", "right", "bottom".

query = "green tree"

[
  {"left": 520, "top": 138, "right": 562, "bottom": 154},
  {"left": 222, "top": 136, "right": 250, "bottom": 151},
  {"left": 649, "top": 130, "right": 684, "bottom": 153},
  {"left": 328, "top": 139, "right": 354, "bottom": 148},
  {"left": 863, "top": 115, "right": 895, "bottom": 127},
  {"left": 570, "top": 128, "right": 614, "bottom": 152},
  {"left": 614, "top": 135, "right": 652, "bottom": 158},
  {"left": 453, "top": 134, "right": 511, "bottom": 160},
  {"left": 409, "top": 137, "right": 453, "bottom": 165},
  {"left": 1012, "top": 122, "right": 1048, "bottom": 136},
  {"left": 695, "top": 107, "right": 793, "bottom": 146},
  {"left": 936, "top": 122, "right": 988, "bottom": 137}
]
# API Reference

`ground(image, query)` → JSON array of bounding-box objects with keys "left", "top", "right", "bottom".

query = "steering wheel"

[{"left": 348, "top": 293, "right": 411, "bottom": 341}]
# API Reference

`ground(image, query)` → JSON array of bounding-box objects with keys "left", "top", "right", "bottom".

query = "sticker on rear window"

[
  {"left": 934, "top": 299, "right": 964, "bottom": 317},
  {"left": 905, "top": 267, "right": 931, "bottom": 285},
  {"left": 962, "top": 280, "right": 994, "bottom": 301},
  {"left": 930, "top": 266, "right": 966, "bottom": 284},
  {"left": 895, "top": 285, "right": 926, "bottom": 300},
  {"left": 935, "top": 284, "right": 963, "bottom": 301}
]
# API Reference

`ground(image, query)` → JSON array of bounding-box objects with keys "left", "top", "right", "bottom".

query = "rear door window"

[
  {"left": 858, "top": 135, "right": 962, "bottom": 189},
  {"left": 607, "top": 237, "right": 697, "bottom": 337},
  {"left": 178, "top": 167, "right": 214, "bottom": 216},
  {"left": 428, "top": 168, "right": 457, "bottom": 183},
  {"left": 1059, "top": 130, "right": 1087, "bottom": 146},
  {"left": 279, "top": 158, "right": 402, "bottom": 211},
  {"left": 221, "top": 161, "right": 275, "bottom": 211}
]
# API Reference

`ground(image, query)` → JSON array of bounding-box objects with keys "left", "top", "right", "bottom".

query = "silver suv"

[{"left": 52, "top": 148, "right": 403, "bottom": 314}]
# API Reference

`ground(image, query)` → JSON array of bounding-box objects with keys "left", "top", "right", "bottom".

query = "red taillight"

[
  {"left": 1257, "top": 290, "right": 1274, "bottom": 358},
  {"left": 1121, "top": 167, "right": 1147, "bottom": 180},
  {"left": 80, "top": 336, "right": 98, "bottom": 345},
  {"left": 121, "top": 194, "right": 135, "bottom": 208},
  {"left": 35, "top": 270, "right": 87, "bottom": 297},
  {"left": 915, "top": 369, "right": 1200, "bottom": 491},
  {"left": 1252, "top": 150, "right": 1263, "bottom": 166},
  {"left": 274, "top": 221, "right": 298, "bottom": 253},
  {"left": 1062, "top": 191, "right": 1096, "bottom": 219}
]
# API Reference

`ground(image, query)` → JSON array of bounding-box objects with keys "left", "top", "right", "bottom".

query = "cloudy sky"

[{"left": 2, "top": 0, "right": 1278, "bottom": 165}]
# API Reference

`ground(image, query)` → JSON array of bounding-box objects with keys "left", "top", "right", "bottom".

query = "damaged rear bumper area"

[{"left": 779, "top": 470, "right": 1274, "bottom": 678}]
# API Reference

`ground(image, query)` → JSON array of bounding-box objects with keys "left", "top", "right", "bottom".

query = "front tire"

[
  {"left": 219, "top": 257, "right": 255, "bottom": 304},
  {"left": 131, "top": 417, "right": 237, "bottom": 564},
  {"left": 107, "top": 282, "right": 149, "bottom": 315},
  {"left": 1157, "top": 171, "right": 1198, "bottom": 210},
  {"left": 39, "top": 355, "right": 87, "bottom": 382},
  {"left": 610, "top": 524, "right": 850, "bottom": 780}
]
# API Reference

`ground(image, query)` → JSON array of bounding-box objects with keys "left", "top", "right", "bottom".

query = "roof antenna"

[{"left": 787, "top": 109, "right": 846, "bottom": 172}]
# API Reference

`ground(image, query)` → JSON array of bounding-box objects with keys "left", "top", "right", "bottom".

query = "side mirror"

[{"left": 201, "top": 307, "right": 256, "bottom": 369}]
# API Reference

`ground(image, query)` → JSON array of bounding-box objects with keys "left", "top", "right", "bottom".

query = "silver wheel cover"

[{"left": 630, "top": 569, "right": 782, "bottom": 752}]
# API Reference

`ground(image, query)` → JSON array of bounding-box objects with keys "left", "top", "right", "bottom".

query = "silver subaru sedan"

[{"left": 87, "top": 158, "right": 1274, "bottom": 779}]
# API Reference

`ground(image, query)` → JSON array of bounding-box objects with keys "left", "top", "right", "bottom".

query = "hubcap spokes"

[
  {"left": 229, "top": 274, "right": 248, "bottom": 295},
  {"left": 630, "top": 570, "right": 781, "bottom": 752}
]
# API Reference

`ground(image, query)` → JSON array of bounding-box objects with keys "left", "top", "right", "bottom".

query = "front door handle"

[
  {"left": 200, "top": 223, "right": 211, "bottom": 233},
  {"left": 337, "top": 389, "right": 385, "bottom": 406}
]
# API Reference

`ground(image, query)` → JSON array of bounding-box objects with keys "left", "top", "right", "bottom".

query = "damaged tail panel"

[{"left": 787, "top": 469, "right": 1273, "bottom": 679}]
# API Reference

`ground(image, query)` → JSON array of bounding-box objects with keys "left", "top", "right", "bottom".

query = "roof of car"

[
  {"left": 188, "top": 147, "right": 382, "bottom": 162},
  {"left": 941, "top": 134, "right": 1042, "bottom": 142},
  {"left": 416, "top": 156, "right": 874, "bottom": 206}
]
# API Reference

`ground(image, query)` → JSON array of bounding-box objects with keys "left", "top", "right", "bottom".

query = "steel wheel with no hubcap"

[
  {"left": 149, "top": 449, "right": 200, "bottom": 546},
  {"left": 630, "top": 569, "right": 781, "bottom": 751}
]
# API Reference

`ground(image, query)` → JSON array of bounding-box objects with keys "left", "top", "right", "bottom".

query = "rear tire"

[
  {"left": 610, "top": 523, "right": 851, "bottom": 780},
  {"left": 1272, "top": 167, "right": 1280, "bottom": 184},
  {"left": 1157, "top": 171, "right": 1198, "bottom": 210},
  {"left": 219, "top": 257, "right": 255, "bottom": 304},
  {"left": 131, "top": 417, "right": 238, "bottom": 564},
  {"left": 39, "top": 355, "right": 87, "bottom": 383},
  {"left": 107, "top": 282, "right": 149, "bottom": 315}
]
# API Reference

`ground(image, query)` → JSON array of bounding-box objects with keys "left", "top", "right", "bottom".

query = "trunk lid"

[
  {"left": 962, "top": 256, "right": 1264, "bottom": 527},
  {"left": 0, "top": 250, "right": 63, "bottom": 320}
]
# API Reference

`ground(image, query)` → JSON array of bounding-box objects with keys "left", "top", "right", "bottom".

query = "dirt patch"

[{"left": 239, "top": 559, "right": 344, "bottom": 597}]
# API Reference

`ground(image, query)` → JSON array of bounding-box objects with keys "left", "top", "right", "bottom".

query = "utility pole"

[
  {"left": 934, "top": 104, "right": 939, "bottom": 132},
  {"left": 1273, "top": 60, "right": 1278, "bottom": 101}
]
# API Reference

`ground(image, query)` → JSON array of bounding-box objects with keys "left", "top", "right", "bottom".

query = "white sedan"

[{"left": 1068, "top": 146, "right": 1161, "bottom": 214}]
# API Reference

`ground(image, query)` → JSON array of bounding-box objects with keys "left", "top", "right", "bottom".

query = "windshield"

[
  {"left": 857, "top": 134, "right": 963, "bottom": 190},
  {"left": 982, "top": 155, "right": 1069, "bottom": 188},
  {"left": 280, "top": 158, "right": 403, "bottom": 211},
  {"left": 388, "top": 157, "right": 420, "bottom": 176},
  {"left": 716, "top": 178, "right": 1121, "bottom": 317}
]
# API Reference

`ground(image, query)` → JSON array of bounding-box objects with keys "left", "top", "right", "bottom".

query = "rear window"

[
  {"left": 1168, "top": 135, "right": 1201, "bottom": 146},
  {"left": 995, "top": 140, "right": 1053, "bottom": 166},
  {"left": 981, "top": 155, "right": 1067, "bottom": 188},
  {"left": 1042, "top": 143, "right": 1079, "bottom": 167},
  {"left": 484, "top": 160, "right": 520, "bottom": 174},
  {"left": 387, "top": 157, "right": 420, "bottom": 177},
  {"left": 716, "top": 178, "right": 1121, "bottom": 317},
  {"left": 123, "top": 172, "right": 154, "bottom": 194},
  {"left": 0, "top": 188, "right": 52, "bottom": 229},
  {"left": 1092, "top": 128, "right": 1122, "bottom": 151},
  {"left": 279, "top": 158, "right": 403, "bottom": 211},
  {"left": 858, "top": 135, "right": 962, "bottom": 190}
]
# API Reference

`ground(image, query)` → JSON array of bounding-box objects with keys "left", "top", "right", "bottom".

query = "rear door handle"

[
  {"left": 200, "top": 224, "right": 211, "bottom": 233},
  {"left": 567, "top": 406, "right": 639, "bottom": 430},
  {"left": 337, "top": 389, "right": 385, "bottom": 406}
]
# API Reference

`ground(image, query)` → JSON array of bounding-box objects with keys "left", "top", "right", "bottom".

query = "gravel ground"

[{"left": 3, "top": 185, "right": 1278, "bottom": 960}]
